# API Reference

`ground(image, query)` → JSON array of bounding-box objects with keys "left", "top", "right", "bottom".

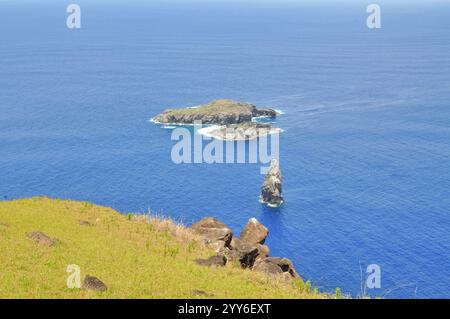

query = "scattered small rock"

[
  {"left": 82, "top": 276, "right": 108, "bottom": 291},
  {"left": 240, "top": 218, "right": 269, "bottom": 245},
  {"left": 195, "top": 255, "right": 227, "bottom": 267},
  {"left": 191, "top": 290, "right": 214, "bottom": 297},
  {"left": 26, "top": 231, "right": 58, "bottom": 246},
  {"left": 78, "top": 220, "right": 91, "bottom": 226}
]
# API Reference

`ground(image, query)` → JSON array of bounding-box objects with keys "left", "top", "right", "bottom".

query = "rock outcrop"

[
  {"left": 256, "top": 244, "right": 270, "bottom": 260},
  {"left": 228, "top": 237, "right": 260, "bottom": 268},
  {"left": 153, "top": 99, "right": 277, "bottom": 126},
  {"left": 191, "top": 217, "right": 233, "bottom": 249},
  {"left": 261, "top": 159, "right": 284, "bottom": 207},
  {"left": 191, "top": 217, "right": 300, "bottom": 281},
  {"left": 240, "top": 218, "right": 269, "bottom": 246}
]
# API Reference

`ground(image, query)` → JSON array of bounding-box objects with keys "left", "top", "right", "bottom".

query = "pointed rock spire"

[{"left": 261, "top": 159, "right": 284, "bottom": 207}]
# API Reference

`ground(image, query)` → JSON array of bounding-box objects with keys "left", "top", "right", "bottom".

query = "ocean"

[{"left": 1, "top": 0, "right": 450, "bottom": 298}]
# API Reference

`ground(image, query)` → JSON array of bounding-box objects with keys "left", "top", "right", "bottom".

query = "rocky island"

[
  {"left": 153, "top": 99, "right": 282, "bottom": 141},
  {"left": 153, "top": 99, "right": 278, "bottom": 125}
]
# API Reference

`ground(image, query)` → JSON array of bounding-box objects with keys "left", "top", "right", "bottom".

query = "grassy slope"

[{"left": 0, "top": 197, "right": 327, "bottom": 299}]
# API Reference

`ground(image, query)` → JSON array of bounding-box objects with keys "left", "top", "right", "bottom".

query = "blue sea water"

[{"left": 1, "top": 0, "right": 450, "bottom": 298}]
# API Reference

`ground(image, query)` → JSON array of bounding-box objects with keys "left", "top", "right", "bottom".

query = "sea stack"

[{"left": 261, "top": 159, "right": 284, "bottom": 207}]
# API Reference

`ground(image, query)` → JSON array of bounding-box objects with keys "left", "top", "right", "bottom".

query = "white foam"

[
  {"left": 197, "top": 125, "right": 283, "bottom": 141},
  {"left": 197, "top": 125, "right": 224, "bottom": 140},
  {"left": 151, "top": 114, "right": 284, "bottom": 139},
  {"left": 251, "top": 116, "right": 271, "bottom": 122},
  {"left": 259, "top": 196, "right": 284, "bottom": 208},
  {"left": 149, "top": 118, "right": 196, "bottom": 127},
  {"left": 251, "top": 108, "right": 283, "bottom": 122}
]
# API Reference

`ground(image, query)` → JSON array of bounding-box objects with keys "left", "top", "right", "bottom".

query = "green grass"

[{"left": 0, "top": 197, "right": 328, "bottom": 299}]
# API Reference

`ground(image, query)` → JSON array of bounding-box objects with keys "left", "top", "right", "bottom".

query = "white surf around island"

[
  {"left": 197, "top": 125, "right": 283, "bottom": 141},
  {"left": 251, "top": 116, "right": 271, "bottom": 122},
  {"left": 259, "top": 196, "right": 284, "bottom": 208},
  {"left": 251, "top": 109, "right": 284, "bottom": 121},
  {"left": 195, "top": 125, "right": 223, "bottom": 138},
  {"left": 150, "top": 108, "right": 284, "bottom": 141},
  {"left": 149, "top": 117, "right": 196, "bottom": 126}
]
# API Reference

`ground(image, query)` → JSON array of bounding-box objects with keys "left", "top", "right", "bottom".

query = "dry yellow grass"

[{"left": 0, "top": 197, "right": 329, "bottom": 299}]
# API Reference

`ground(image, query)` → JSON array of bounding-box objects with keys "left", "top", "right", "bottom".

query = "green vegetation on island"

[{"left": 153, "top": 99, "right": 278, "bottom": 125}]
